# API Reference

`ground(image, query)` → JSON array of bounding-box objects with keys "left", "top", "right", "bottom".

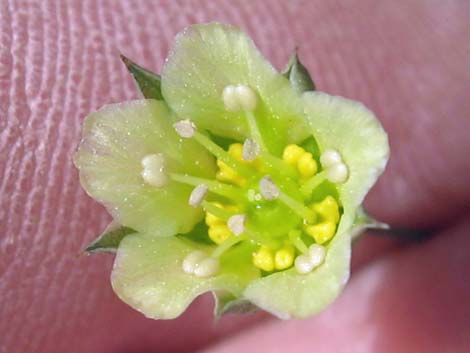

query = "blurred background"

[{"left": 1, "top": 1, "right": 469, "bottom": 353}]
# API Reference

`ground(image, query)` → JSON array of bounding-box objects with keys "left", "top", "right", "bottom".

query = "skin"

[{"left": 0, "top": 1, "right": 468, "bottom": 352}]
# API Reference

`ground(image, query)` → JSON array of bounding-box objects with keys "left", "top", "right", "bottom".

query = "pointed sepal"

[
  {"left": 282, "top": 51, "right": 316, "bottom": 94},
  {"left": 213, "top": 292, "right": 258, "bottom": 318},
  {"left": 121, "top": 55, "right": 163, "bottom": 100},
  {"left": 84, "top": 222, "right": 137, "bottom": 254},
  {"left": 350, "top": 207, "right": 389, "bottom": 243}
]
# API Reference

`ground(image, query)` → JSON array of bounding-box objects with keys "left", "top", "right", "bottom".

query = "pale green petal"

[
  {"left": 74, "top": 99, "right": 216, "bottom": 235},
  {"left": 111, "top": 233, "right": 260, "bottom": 319},
  {"left": 161, "top": 23, "right": 308, "bottom": 153},
  {"left": 303, "top": 92, "right": 390, "bottom": 218},
  {"left": 243, "top": 210, "right": 353, "bottom": 319}
]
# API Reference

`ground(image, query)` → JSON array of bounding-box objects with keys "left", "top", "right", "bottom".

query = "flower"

[{"left": 74, "top": 23, "right": 389, "bottom": 319}]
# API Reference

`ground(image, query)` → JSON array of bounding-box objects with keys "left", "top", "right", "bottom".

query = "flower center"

[{"left": 142, "top": 84, "right": 349, "bottom": 277}]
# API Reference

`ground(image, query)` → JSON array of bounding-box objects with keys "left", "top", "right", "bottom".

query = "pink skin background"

[{"left": 1, "top": 1, "right": 469, "bottom": 352}]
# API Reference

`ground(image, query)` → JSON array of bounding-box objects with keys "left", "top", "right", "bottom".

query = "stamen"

[
  {"left": 326, "top": 163, "right": 348, "bottom": 183},
  {"left": 173, "top": 119, "right": 196, "bottom": 138},
  {"left": 169, "top": 173, "right": 242, "bottom": 201},
  {"left": 227, "top": 214, "right": 246, "bottom": 236},
  {"left": 320, "top": 149, "right": 342, "bottom": 167},
  {"left": 245, "top": 110, "right": 266, "bottom": 150},
  {"left": 192, "top": 131, "right": 251, "bottom": 176},
  {"left": 194, "top": 257, "right": 219, "bottom": 278},
  {"left": 300, "top": 171, "right": 326, "bottom": 196},
  {"left": 242, "top": 138, "right": 260, "bottom": 161},
  {"left": 188, "top": 184, "right": 208, "bottom": 207},
  {"left": 259, "top": 176, "right": 280, "bottom": 200},
  {"left": 141, "top": 153, "right": 168, "bottom": 187}
]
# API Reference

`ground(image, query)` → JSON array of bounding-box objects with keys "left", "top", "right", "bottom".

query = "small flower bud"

[
  {"left": 320, "top": 149, "right": 342, "bottom": 168},
  {"left": 222, "top": 85, "right": 241, "bottom": 112},
  {"left": 194, "top": 257, "right": 219, "bottom": 277},
  {"left": 295, "top": 254, "right": 314, "bottom": 274},
  {"left": 326, "top": 162, "right": 348, "bottom": 183},
  {"left": 141, "top": 153, "right": 168, "bottom": 187},
  {"left": 235, "top": 84, "right": 257, "bottom": 111}
]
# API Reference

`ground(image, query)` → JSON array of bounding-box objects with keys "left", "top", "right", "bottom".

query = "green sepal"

[
  {"left": 120, "top": 55, "right": 163, "bottom": 100},
  {"left": 282, "top": 51, "right": 316, "bottom": 93},
  {"left": 85, "top": 222, "right": 137, "bottom": 254},
  {"left": 351, "top": 208, "right": 389, "bottom": 244},
  {"left": 213, "top": 292, "right": 258, "bottom": 318}
]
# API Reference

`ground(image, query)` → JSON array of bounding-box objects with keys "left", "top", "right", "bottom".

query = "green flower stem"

[
  {"left": 212, "top": 235, "right": 247, "bottom": 258},
  {"left": 278, "top": 191, "right": 316, "bottom": 223},
  {"left": 289, "top": 230, "right": 309, "bottom": 254},
  {"left": 201, "top": 201, "right": 233, "bottom": 220},
  {"left": 300, "top": 171, "right": 327, "bottom": 196},
  {"left": 169, "top": 173, "right": 242, "bottom": 201},
  {"left": 245, "top": 226, "right": 281, "bottom": 248},
  {"left": 260, "top": 152, "right": 297, "bottom": 177},
  {"left": 193, "top": 131, "right": 252, "bottom": 176},
  {"left": 245, "top": 110, "right": 266, "bottom": 150}
]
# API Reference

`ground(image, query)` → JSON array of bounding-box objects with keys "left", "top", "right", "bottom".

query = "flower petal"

[
  {"left": 161, "top": 23, "right": 308, "bottom": 153},
  {"left": 303, "top": 92, "right": 390, "bottom": 214},
  {"left": 111, "top": 232, "right": 260, "bottom": 319},
  {"left": 74, "top": 99, "right": 216, "bottom": 235}
]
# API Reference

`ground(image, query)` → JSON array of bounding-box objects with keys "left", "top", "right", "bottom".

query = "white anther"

[
  {"left": 188, "top": 184, "right": 208, "bottom": 207},
  {"left": 320, "top": 149, "right": 342, "bottom": 168},
  {"left": 295, "top": 255, "right": 315, "bottom": 274},
  {"left": 259, "top": 176, "right": 280, "bottom": 200},
  {"left": 242, "top": 138, "right": 260, "bottom": 161},
  {"left": 182, "top": 250, "right": 207, "bottom": 274},
  {"left": 235, "top": 85, "right": 257, "bottom": 111},
  {"left": 227, "top": 214, "right": 246, "bottom": 236},
  {"left": 308, "top": 244, "right": 326, "bottom": 267},
  {"left": 222, "top": 85, "right": 241, "bottom": 112},
  {"left": 141, "top": 153, "right": 168, "bottom": 187},
  {"left": 194, "top": 257, "right": 219, "bottom": 278},
  {"left": 173, "top": 119, "right": 196, "bottom": 138},
  {"left": 326, "top": 162, "right": 349, "bottom": 183}
]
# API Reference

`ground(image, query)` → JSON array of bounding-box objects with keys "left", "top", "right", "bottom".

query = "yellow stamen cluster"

[
  {"left": 205, "top": 202, "right": 237, "bottom": 244},
  {"left": 252, "top": 244, "right": 295, "bottom": 272},
  {"left": 304, "top": 196, "right": 340, "bottom": 244},
  {"left": 282, "top": 144, "right": 318, "bottom": 178},
  {"left": 208, "top": 142, "right": 342, "bottom": 274}
]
